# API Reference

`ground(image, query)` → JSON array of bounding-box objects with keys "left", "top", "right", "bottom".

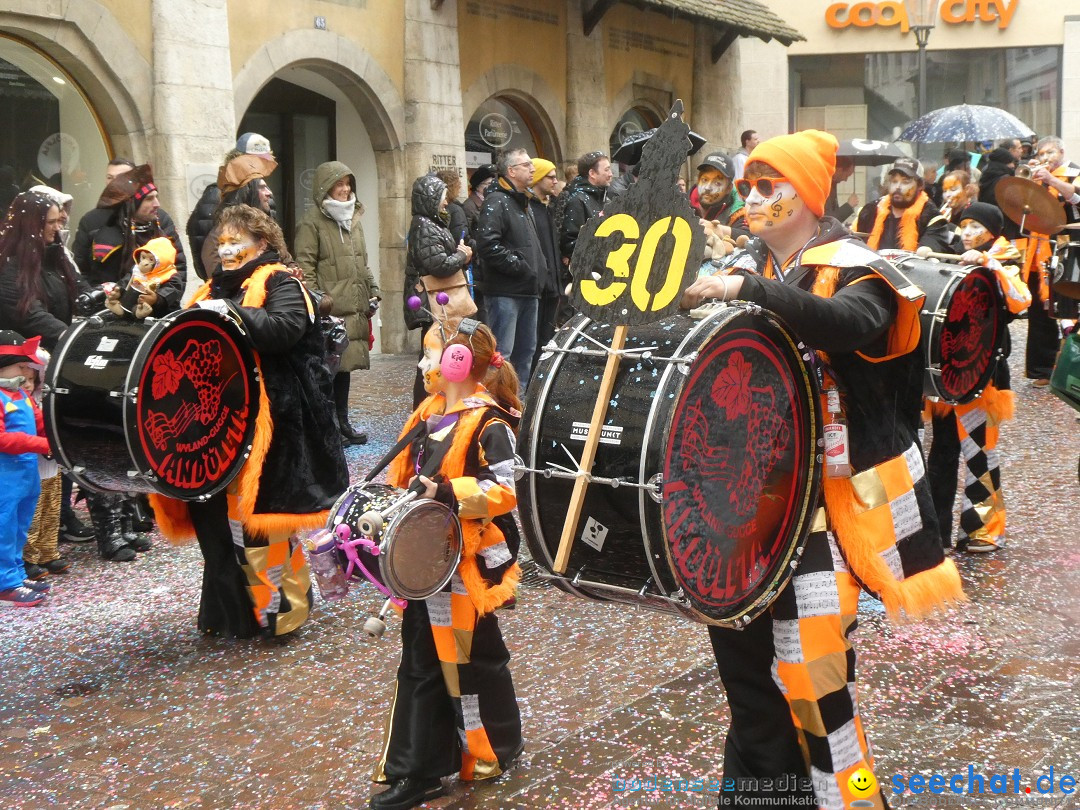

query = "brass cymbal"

[{"left": 995, "top": 176, "right": 1065, "bottom": 235}]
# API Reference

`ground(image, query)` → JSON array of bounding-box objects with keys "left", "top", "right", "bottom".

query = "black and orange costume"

[
  {"left": 150, "top": 252, "right": 348, "bottom": 637},
  {"left": 1016, "top": 160, "right": 1079, "bottom": 379},
  {"left": 713, "top": 223, "right": 965, "bottom": 809},
  {"left": 925, "top": 232, "right": 1030, "bottom": 551},
  {"left": 857, "top": 188, "right": 953, "bottom": 254},
  {"left": 373, "top": 386, "right": 523, "bottom": 788}
]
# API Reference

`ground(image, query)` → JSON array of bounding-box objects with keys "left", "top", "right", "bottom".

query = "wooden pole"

[{"left": 552, "top": 323, "right": 627, "bottom": 573}]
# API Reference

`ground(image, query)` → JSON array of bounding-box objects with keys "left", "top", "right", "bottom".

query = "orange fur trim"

[
  {"left": 867, "top": 192, "right": 928, "bottom": 252},
  {"left": 924, "top": 383, "right": 1014, "bottom": 424},
  {"left": 147, "top": 493, "right": 196, "bottom": 544},
  {"left": 823, "top": 474, "right": 966, "bottom": 621},
  {"left": 459, "top": 557, "right": 521, "bottom": 615}
]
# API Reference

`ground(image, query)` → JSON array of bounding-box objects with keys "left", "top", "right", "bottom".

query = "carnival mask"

[{"left": 418, "top": 328, "right": 446, "bottom": 394}]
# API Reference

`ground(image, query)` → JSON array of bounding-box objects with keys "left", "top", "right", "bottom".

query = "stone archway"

[
  {"left": 462, "top": 64, "right": 565, "bottom": 165},
  {"left": 233, "top": 31, "right": 410, "bottom": 351},
  {"left": 0, "top": 0, "right": 151, "bottom": 161}
]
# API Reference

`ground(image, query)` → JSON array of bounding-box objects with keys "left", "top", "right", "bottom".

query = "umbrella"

[
  {"left": 613, "top": 127, "right": 707, "bottom": 164},
  {"left": 837, "top": 138, "right": 907, "bottom": 166},
  {"left": 898, "top": 104, "right": 1034, "bottom": 144}
]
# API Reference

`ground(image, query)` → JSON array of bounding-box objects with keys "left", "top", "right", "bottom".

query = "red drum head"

[
  {"left": 131, "top": 310, "right": 258, "bottom": 499},
  {"left": 939, "top": 268, "right": 1001, "bottom": 402},
  {"left": 661, "top": 315, "right": 820, "bottom": 624}
]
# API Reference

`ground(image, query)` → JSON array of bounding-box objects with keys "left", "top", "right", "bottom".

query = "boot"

[
  {"left": 333, "top": 372, "right": 368, "bottom": 446},
  {"left": 130, "top": 494, "right": 155, "bottom": 533},
  {"left": 88, "top": 495, "right": 136, "bottom": 562},
  {"left": 120, "top": 505, "right": 152, "bottom": 552}
]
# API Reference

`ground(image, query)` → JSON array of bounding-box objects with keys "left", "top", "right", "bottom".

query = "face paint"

[
  {"left": 942, "top": 178, "right": 965, "bottom": 209},
  {"left": 1036, "top": 144, "right": 1063, "bottom": 171},
  {"left": 888, "top": 174, "right": 920, "bottom": 209},
  {"left": 217, "top": 227, "right": 260, "bottom": 272},
  {"left": 960, "top": 219, "right": 992, "bottom": 251},
  {"left": 696, "top": 170, "right": 731, "bottom": 206},
  {"left": 743, "top": 179, "right": 800, "bottom": 235},
  {"left": 419, "top": 329, "right": 446, "bottom": 394}
]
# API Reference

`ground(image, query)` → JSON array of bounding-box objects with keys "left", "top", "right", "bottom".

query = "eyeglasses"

[
  {"left": 509, "top": 161, "right": 534, "bottom": 170},
  {"left": 735, "top": 177, "right": 791, "bottom": 199}
]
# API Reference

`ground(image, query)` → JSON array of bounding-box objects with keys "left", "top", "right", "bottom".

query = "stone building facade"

[{"left": 0, "top": 0, "right": 800, "bottom": 352}]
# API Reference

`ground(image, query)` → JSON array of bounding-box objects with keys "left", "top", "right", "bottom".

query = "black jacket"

[
  {"left": 559, "top": 175, "right": 606, "bottom": 263},
  {"left": 74, "top": 206, "right": 186, "bottom": 317},
  {"left": 403, "top": 174, "right": 470, "bottom": 330},
  {"left": 209, "top": 253, "right": 348, "bottom": 515},
  {"left": 475, "top": 178, "right": 542, "bottom": 298},
  {"left": 186, "top": 182, "right": 221, "bottom": 280},
  {"left": 529, "top": 196, "right": 560, "bottom": 298},
  {"left": 0, "top": 245, "right": 86, "bottom": 350}
]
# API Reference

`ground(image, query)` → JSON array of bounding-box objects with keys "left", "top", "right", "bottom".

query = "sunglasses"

[{"left": 735, "top": 177, "right": 790, "bottom": 199}]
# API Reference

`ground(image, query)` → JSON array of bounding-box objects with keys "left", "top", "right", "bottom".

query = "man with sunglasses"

[
  {"left": 693, "top": 152, "right": 749, "bottom": 239},
  {"left": 856, "top": 156, "right": 952, "bottom": 254},
  {"left": 683, "top": 130, "right": 963, "bottom": 810}
]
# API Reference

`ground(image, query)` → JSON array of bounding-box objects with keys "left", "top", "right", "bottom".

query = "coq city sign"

[{"left": 826, "top": 0, "right": 1018, "bottom": 32}]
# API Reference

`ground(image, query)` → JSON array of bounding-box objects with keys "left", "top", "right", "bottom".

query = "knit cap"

[
  {"left": 531, "top": 158, "right": 557, "bottom": 187},
  {"left": 959, "top": 201, "right": 1004, "bottom": 238},
  {"left": 747, "top": 130, "right": 837, "bottom": 217}
]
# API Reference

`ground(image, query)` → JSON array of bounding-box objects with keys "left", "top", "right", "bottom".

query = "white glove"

[{"left": 196, "top": 299, "right": 231, "bottom": 316}]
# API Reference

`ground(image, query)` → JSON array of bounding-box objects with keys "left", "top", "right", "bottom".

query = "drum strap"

[{"left": 363, "top": 412, "right": 461, "bottom": 487}]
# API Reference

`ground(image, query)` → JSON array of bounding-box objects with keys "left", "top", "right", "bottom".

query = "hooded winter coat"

[
  {"left": 559, "top": 175, "right": 607, "bottom": 262},
  {"left": 403, "top": 174, "right": 470, "bottom": 331},
  {"left": 475, "top": 178, "right": 543, "bottom": 298},
  {"left": 294, "top": 161, "right": 380, "bottom": 371}
]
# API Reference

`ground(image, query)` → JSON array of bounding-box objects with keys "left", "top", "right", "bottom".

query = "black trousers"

[
  {"left": 1025, "top": 271, "right": 1061, "bottom": 379},
  {"left": 187, "top": 494, "right": 260, "bottom": 639},
  {"left": 533, "top": 294, "right": 560, "bottom": 373},
  {"left": 926, "top": 410, "right": 961, "bottom": 546}
]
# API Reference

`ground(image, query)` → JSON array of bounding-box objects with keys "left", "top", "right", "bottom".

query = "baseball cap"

[
  {"left": 697, "top": 152, "right": 735, "bottom": 179},
  {"left": 235, "top": 132, "right": 273, "bottom": 156},
  {"left": 888, "top": 156, "right": 923, "bottom": 179}
]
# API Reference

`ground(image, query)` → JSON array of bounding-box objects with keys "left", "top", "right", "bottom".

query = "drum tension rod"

[{"left": 543, "top": 331, "right": 693, "bottom": 365}]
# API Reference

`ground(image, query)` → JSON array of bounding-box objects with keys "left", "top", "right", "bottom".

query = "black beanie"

[
  {"left": 960, "top": 202, "right": 1004, "bottom": 238},
  {"left": 469, "top": 164, "right": 497, "bottom": 191}
]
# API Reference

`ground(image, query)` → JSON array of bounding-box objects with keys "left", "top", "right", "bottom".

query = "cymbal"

[{"left": 995, "top": 176, "right": 1065, "bottom": 234}]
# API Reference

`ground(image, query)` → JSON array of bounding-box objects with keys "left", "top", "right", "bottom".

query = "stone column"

[
  {"left": 1063, "top": 18, "right": 1080, "bottom": 158},
  {"left": 403, "top": 0, "right": 467, "bottom": 194},
  {"left": 149, "top": 0, "right": 236, "bottom": 295},
  {"left": 564, "top": 0, "right": 609, "bottom": 162},
  {"left": 691, "top": 26, "right": 742, "bottom": 153}
]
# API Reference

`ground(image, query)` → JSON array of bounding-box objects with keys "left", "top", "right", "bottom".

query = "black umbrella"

[
  {"left": 613, "top": 127, "right": 707, "bottom": 164},
  {"left": 898, "top": 104, "right": 1034, "bottom": 144},
  {"left": 837, "top": 138, "right": 906, "bottom": 166}
]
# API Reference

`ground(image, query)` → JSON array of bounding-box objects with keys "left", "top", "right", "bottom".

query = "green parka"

[{"left": 294, "top": 161, "right": 380, "bottom": 371}]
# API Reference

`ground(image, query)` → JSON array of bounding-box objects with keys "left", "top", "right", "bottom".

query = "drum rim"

[
  {"left": 123, "top": 309, "right": 260, "bottom": 501},
  {"left": 42, "top": 317, "right": 102, "bottom": 494},
  {"left": 382, "top": 498, "right": 462, "bottom": 600},
  {"left": 657, "top": 305, "right": 823, "bottom": 628}
]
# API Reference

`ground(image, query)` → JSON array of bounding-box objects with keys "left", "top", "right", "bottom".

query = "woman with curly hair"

[{"left": 149, "top": 204, "right": 348, "bottom": 638}]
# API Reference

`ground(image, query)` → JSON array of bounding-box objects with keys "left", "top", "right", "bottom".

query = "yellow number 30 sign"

[{"left": 575, "top": 212, "right": 699, "bottom": 324}]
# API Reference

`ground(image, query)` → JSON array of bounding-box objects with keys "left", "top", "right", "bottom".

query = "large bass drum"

[
  {"left": 519, "top": 304, "right": 822, "bottom": 628},
  {"left": 44, "top": 309, "right": 259, "bottom": 500},
  {"left": 880, "top": 251, "right": 1006, "bottom": 404}
]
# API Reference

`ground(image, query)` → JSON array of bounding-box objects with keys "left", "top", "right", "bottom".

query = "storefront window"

[
  {"left": 465, "top": 96, "right": 556, "bottom": 170},
  {"left": 792, "top": 45, "right": 1060, "bottom": 144},
  {"left": 0, "top": 35, "right": 109, "bottom": 224}
]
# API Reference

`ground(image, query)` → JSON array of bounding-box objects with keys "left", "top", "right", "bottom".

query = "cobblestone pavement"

[{"left": 1, "top": 321, "right": 1078, "bottom": 810}]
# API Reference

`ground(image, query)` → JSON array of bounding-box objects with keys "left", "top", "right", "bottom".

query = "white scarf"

[{"left": 322, "top": 195, "right": 356, "bottom": 226}]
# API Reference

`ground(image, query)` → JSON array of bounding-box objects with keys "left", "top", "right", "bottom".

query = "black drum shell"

[{"left": 519, "top": 305, "right": 822, "bottom": 627}]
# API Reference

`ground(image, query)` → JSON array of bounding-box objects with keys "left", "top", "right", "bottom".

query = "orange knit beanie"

[{"left": 747, "top": 130, "right": 838, "bottom": 217}]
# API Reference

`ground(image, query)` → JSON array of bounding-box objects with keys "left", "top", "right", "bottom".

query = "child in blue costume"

[{"left": 0, "top": 332, "right": 53, "bottom": 607}]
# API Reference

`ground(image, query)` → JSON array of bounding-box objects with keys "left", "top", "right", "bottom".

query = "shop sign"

[
  {"left": 478, "top": 112, "right": 513, "bottom": 149},
  {"left": 825, "top": 0, "right": 1018, "bottom": 33}
]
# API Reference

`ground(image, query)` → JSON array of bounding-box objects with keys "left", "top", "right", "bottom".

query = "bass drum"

[
  {"left": 44, "top": 309, "right": 259, "bottom": 500},
  {"left": 520, "top": 304, "right": 822, "bottom": 628},
  {"left": 880, "top": 251, "right": 1006, "bottom": 404}
]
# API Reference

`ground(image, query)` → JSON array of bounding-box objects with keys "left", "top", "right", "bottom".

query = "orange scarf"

[{"left": 867, "top": 192, "right": 928, "bottom": 251}]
